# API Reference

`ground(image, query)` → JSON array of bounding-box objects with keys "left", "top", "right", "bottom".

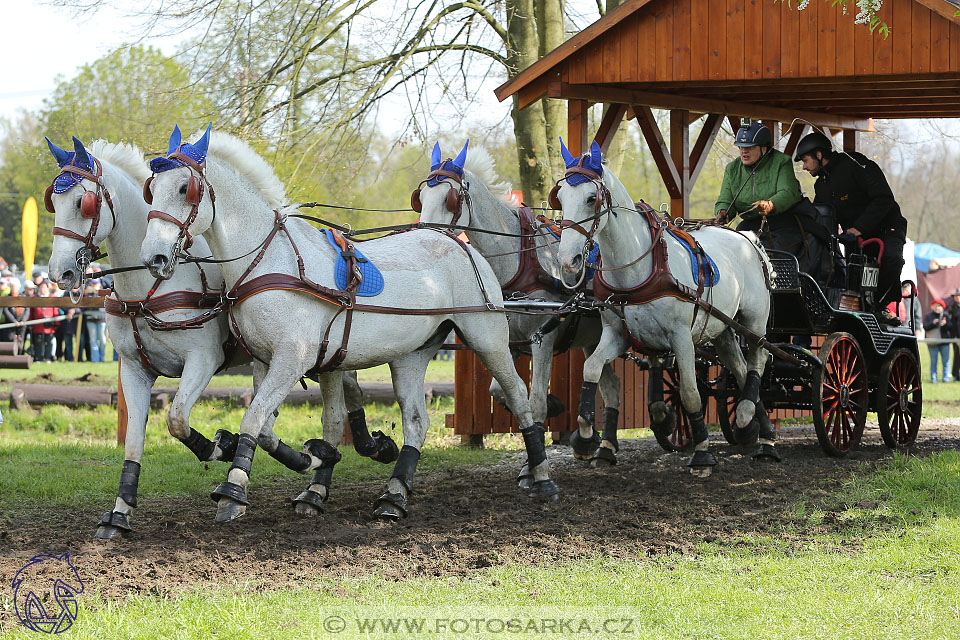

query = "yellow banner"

[{"left": 22, "top": 196, "right": 38, "bottom": 278}]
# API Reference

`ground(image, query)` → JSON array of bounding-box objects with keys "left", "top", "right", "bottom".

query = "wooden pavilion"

[{"left": 446, "top": 0, "right": 960, "bottom": 442}]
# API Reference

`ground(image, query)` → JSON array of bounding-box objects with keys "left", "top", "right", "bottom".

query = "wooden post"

[
  {"left": 594, "top": 104, "right": 627, "bottom": 153},
  {"left": 843, "top": 129, "right": 859, "bottom": 152},
  {"left": 670, "top": 109, "right": 690, "bottom": 219},
  {"left": 761, "top": 120, "right": 780, "bottom": 148},
  {"left": 783, "top": 123, "right": 809, "bottom": 158},
  {"left": 117, "top": 358, "right": 127, "bottom": 446},
  {"left": 567, "top": 99, "right": 590, "bottom": 155}
]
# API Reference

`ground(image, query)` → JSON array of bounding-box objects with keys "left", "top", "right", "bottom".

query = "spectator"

[
  {"left": 0, "top": 269, "right": 11, "bottom": 296},
  {"left": 28, "top": 281, "right": 57, "bottom": 362},
  {"left": 1, "top": 278, "right": 26, "bottom": 345},
  {"left": 82, "top": 280, "right": 108, "bottom": 362},
  {"left": 948, "top": 288, "right": 960, "bottom": 383},
  {"left": 54, "top": 286, "right": 80, "bottom": 361},
  {"left": 924, "top": 298, "right": 951, "bottom": 383}
]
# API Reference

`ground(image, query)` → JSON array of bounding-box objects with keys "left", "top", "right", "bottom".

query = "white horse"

[
  {"left": 139, "top": 125, "right": 558, "bottom": 522},
  {"left": 416, "top": 142, "right": 623, "bottom": 468},
  {"left": 45, "top": 137, "right": 395, "bottom": 539},
  {"left": 554, "top": 140, "right": 779, "bottom": 475}
]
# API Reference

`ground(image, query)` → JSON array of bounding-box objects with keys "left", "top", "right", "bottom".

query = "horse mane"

[
  {"left": 463, "top": 146, "right": 512, "bottom": 200},
  {"left": 203, "top": 130, "right": 287, "bottom": 208},
  {"left": 89, "top": 140, "right": 150, "bottom": 185}
]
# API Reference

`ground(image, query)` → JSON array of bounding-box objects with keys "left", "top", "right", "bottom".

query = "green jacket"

[{"left": 714, "top": 149, "right": 802, "bottom": 220}]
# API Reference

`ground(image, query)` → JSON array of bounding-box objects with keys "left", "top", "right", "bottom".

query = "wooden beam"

[
  {"left": 689, "top": 114, "right": 723, "bottom": 186},
  {"left": 843, "top": 130, "right": 859, "bottom": 153},
  {"left": 913, "top": 0, "right": 960, "bottom": 25},
  {"left": 568, "top": 100, "right": 590, "bottom": 156},
  {"left": 594, "top": 104, "right": 628, "bottom": 154},
  {"left": 548, "top": 82, "right": 875, "bottom": 131},
  {"left": 783, "top": 124, "right": 808, "bottom": 158},
  {"left": 670, "top": 109, "right": 690, "bottom": 218},
  {"left": 633, "top": 105, "right": 682, "bottom": 199},
  {"left": 728, "top": 115, "right": 742, "bottom": 135},
  {"left": 625, "top": 72, "right": 960, "bottom": 91},
  {"left": 761, "top": 120, "right": 780, "bottom": 148}
]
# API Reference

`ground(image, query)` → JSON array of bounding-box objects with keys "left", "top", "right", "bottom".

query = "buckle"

[{"left": 485, "top": 302, "right": 498, "bottom": 311}]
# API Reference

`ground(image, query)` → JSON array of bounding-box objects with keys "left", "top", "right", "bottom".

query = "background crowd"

[
  {"left": 923, "top": 289, "right": 960, "bottom": 383},
  {"left": 0, "top": 257, "right": 117, "bottom": 363}
]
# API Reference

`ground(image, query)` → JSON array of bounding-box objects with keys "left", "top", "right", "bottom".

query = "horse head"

[
  {"left": 45, "top": 136, "right": 115, "bottom": 291},
  {"left": 141, "top": 123, "right": 214, "bottom": 280},
  {"left": 553, "top": 139, "right": 610, "bottom": 274},
  {"left": 411, "top": 141, "right": 469, "bottom": 227}
]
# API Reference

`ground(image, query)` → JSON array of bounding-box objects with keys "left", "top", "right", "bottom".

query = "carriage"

[{"left": 652, "top": 224, "right": 923, "bottom": 458}]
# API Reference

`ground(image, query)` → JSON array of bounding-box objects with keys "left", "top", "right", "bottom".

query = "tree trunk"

[
  {"left": 508, "top": 0, "right": 552, "bottom": 204},
  {"left": 537, "top": 0, "right": 565, "bottom": 178}
]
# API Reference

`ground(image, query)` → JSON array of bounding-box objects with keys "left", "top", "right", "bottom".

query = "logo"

[{"left": 12, "top": 553, "right": 84, "bottom": 634}]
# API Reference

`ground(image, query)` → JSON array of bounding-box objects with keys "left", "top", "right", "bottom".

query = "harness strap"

[{"left": 501, "top": 207, "right": 559, "bottom": 296}]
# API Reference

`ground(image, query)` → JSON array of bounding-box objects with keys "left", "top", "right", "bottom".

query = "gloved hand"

[
  {"left": 837, "top": 232, "right": 859, "bottom": 246},
  {"left": 751, "top": 200, "right": 775, "bottom": 216},
  {"left": 715, "top": 209, "right": 728, "bottom": 224}
]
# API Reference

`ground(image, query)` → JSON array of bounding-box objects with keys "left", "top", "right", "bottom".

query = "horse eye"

[
  {"left": 179, "top": 183, "right": 188, "bottom": 195},
  {"left": 587, "top": 194, "right": 596, "bottom": 201},
  {"left": 75, "top": 196, "right": 83, "bottom": 209}
]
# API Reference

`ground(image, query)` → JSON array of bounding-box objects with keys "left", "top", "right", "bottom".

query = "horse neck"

[
  {"left": 463, "top": 177, "right": 521, "bottom": 285},
  {"left": 595, "top": 177, "right": 652, "bottom": 289},
  {"left": 201, "top": 160, "right": 283, "bottom": 287},
  {"left": 97, "top": 166, "right": 162, "bottom": 297}
]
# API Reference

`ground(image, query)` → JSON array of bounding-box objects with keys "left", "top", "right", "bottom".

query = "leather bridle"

[
  {"left": 410, "top": 160, "right": 471, "bottom": 227},
  {"left": 548, "top": 161, "right": 613, "bottom": 252},
  {"left": 143, "top": 148, "right": 217, "bottom": 255}
]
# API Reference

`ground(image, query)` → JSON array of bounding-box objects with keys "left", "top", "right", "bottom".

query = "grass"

[{"left": 5, "top": 452, "right": 960, "bottom": 639}]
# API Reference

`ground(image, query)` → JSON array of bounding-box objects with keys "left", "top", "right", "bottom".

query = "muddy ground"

[{"left": 2, "top": 419, "right": 958, "bottom": 627}]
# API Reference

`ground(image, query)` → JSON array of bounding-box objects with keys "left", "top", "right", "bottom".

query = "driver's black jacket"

[{"left": 812, "top": 151, "right": 907, "bottom": 239}]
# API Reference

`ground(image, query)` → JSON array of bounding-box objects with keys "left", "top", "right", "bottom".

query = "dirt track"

[{"left": 2, "top": 419, "right": 958, "bottom": 626}]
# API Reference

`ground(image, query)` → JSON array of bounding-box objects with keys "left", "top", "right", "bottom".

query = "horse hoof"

[
  {"left": 292, "top": 488, "right": 327, "bottom": 517},
  {"left": 528, "top": 479, "right": 561, "bottom": 501},
  {"left": 752, "top": 443, "right": 782, "bottom": 462},
  {"left": 94, "top": 525, "right": 124, "bottom": 540},
  {"left": 373, "top": 491, "right": 408, "bottom": 520},
  {"left": 371, "top": 431, "right": 399, "bottom": 464},
  {"left": 570, "top": 429, "right": 601, "bottom": 460},
  {"left": 649, "top": 401, "right": 669, "bottom": 425},
  {"left": 546, "top": 394, "right": 566, "bottom": 419},
  {"left": 690, "top": 466, "right": 713, "bottom": 478},
  {"left": 215, "top": 498, "right": 247, "bottom": 523},
  {"left": 294, "top": 502, "right": 323, "bottom": 518},
  {"left": 590, "top": 447, "right": 617, "bottom": 467}
]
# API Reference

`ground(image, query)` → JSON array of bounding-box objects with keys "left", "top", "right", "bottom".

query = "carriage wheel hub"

[
  {"left": 839, "top": 385, "right": 850, "bottom": 408},
  {"left": 898, "top": 388, "right": 909, "bottom": 408}
]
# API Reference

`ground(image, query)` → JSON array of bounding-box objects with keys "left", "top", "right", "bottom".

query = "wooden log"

[
  {"left": 0, "top": 355, "right": 32, "bottom": 369},
  {"left": 11, "top": 384, "right": 112, "bottom": 408},
  {"left": 0, "top": 341, "right": 19, "bottom": 356},
  {"left": 10, "top": 387, "right": 31, "bottom": 411}
]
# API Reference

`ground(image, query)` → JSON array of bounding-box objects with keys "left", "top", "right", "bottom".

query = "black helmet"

[
  {"left": 734, "top": 122, "right": 772, "bottom": 148},
  {"left": 794, "top": 131, "right": 833, "bottom": 161}
]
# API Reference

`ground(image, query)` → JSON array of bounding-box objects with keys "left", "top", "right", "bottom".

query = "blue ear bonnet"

[
  {"left": 149, "top": 124, "right": 211, "bottom": 173},
  {"left": 559, "top": 138, "right": 603, "bottom": 187},
  {"left": 51, "top": 153, "right": 96, "bottom": 193},
  {"left": 426, "top": 141, "right": 468, "bottom": 187}
]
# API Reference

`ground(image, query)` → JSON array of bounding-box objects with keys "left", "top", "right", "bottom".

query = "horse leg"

[
  {"left": 167, "top": 351, "right": 238, "bottom": 463},
  {"left": 343, "top": 369, "right": 398, "bottom": 464},
  {"left": 211, "top": 359, "right": 307, "bottom": 523},
  {"left": 741, "top": 342, "right": 780, "bottom": 462},
  {"left": 592, "top": 361, "right": 621, "bottom": 467},
  {"left": 672, "top": 338, "right": 716, "bottom": 478},
  {"left": 373, "top": 352, "right": 434, "bottom": 520},
  {"left": 96, "top": 359, "right": 155, "bottom": 540},
  {"left": 467, "top": 320, "right": 560, "bottom": 501},
  {"left": 646, "top": 357, "right": 675, "bottom": 438},
  {"left": 713, "top": 330, "right": 759, "bottom": 445},
  {"left": 570, "top": 345, "right": 602, "bottom": 462}
]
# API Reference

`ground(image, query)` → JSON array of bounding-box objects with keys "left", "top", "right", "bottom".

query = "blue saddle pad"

[
  {"left": 544, "top": 226, "right": 601, "bottom": 281},
  {"left": 323, "top": 229, "right": 384, "bottom": 296},
  {"left": 667, "top": 230, "right": 720, "bottom": 287}
]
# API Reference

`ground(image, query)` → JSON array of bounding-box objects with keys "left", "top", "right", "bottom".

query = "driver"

[
  {"left": 715, "top": 121, "right": 830, "bottom": 282},
  {"left": 794, "top": 131, "right": 907, "bottom": 324}
]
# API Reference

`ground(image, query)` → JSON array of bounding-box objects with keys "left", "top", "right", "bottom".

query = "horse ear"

[
  {"left": 168, "top": 125, "right": 182, "bottom": 154},
  {"left": 72, "top": 137, "right": 92, "bottom": 169},
  {"left": 453, "top": 140, "right": 469, "bottom": 169},
  {"left": 194, "top": 123, "right": 212, "bottom": 156},
  {"left": 431, "top": 142, "right": 441, "bottom": 167},
  {"left": 45, "top": 137, "right": 71, "bottom": 167},
  {"left": 559, "top": 137, "right": 575, "bottom": 167},
  {"left": 590, "top": 140, "right": 603, "bottom": 173}
]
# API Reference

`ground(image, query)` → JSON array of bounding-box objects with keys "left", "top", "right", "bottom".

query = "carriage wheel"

[
  {"left": 877, "top": 348, "right": 922, "bottom": 449},
  {"left": 655, "top": 366, "right": 709, "bottom": 452},
  {"left": 813, "top": 332, "right": 868, "bottom": 457},
  {"left": 715, "top": 370, "right": 740, "bottom": 445}
]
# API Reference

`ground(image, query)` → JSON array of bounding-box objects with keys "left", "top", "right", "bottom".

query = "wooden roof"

[{"left": 495, "top": 0, "right": 960, "bottom": 128}]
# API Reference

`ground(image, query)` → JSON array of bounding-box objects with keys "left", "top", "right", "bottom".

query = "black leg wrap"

[
  {"left": 348, "top": 409, "right": 375, "bottom": 454},
  {"left": 213, "top": 429, "right": 239, "bottom": 462},
  {"left": 689, "top": 410, "right": 709, "bottom": 445},
  {"left": 521, "top": 423, "right": 548, "bottom": 469},
  {"left": 753, "top": 443, "right": 782, "bottom": 462},
  {"left": 741, "top": 370, "right": 762, "bottom": 405},
  {"left": 647, "top": 368, "right": 665, "bottom": 403},
  {"left": 593, "top": 446, "right": 617, "bottom": 465},
  {"left": 179, "top": 429, "right": 215, "bottom": 462},
  {"left": 687, "top": 449, "right": 718, "bottom": 468},
  {"left": 601, "top": 407, "right": 620, "bottom": 452},
  {"left": 117, "top": 460, "right": 140, "bottom": 508},
  {"left": 390, "top": 445, "right": 421, "bottom": 489},
  {"left": 293, "top": 446, "right": 340, "bottom": 514},
  {"left": 367, "top": 431, "right": 399, "bottom": 463},
  {"left": 546, "top": 393, "right": 566, "bottom": 420},
  {"left": 578, "top": 382, "right": 598, "bottom": 424},
  {"left": 97, "top": 510, "right": 132, "bottom": 533},
  {"left": 528, "top": 478, "right": 561, "bottom": 501},
  {"left": 755, "top": 401, "right": 777, "bottom": 441},
  {"left": 229, "top": 433, "right": 258, "bottom": 477},
  {"left": 270, "top": 439, "right": 310, "bottom": 472},
  {"left": 304, "top": 438, "right": 342, "bottom": 476}
]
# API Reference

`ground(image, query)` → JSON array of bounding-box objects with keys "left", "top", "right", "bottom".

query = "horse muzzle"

[{"left": 562, "top": 252, "right": 583, "bottom": 274}]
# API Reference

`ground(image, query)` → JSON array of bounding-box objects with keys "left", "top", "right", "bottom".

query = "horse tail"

[{"left": 738, "top": 230, "right": 777, "bottom": 283}]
